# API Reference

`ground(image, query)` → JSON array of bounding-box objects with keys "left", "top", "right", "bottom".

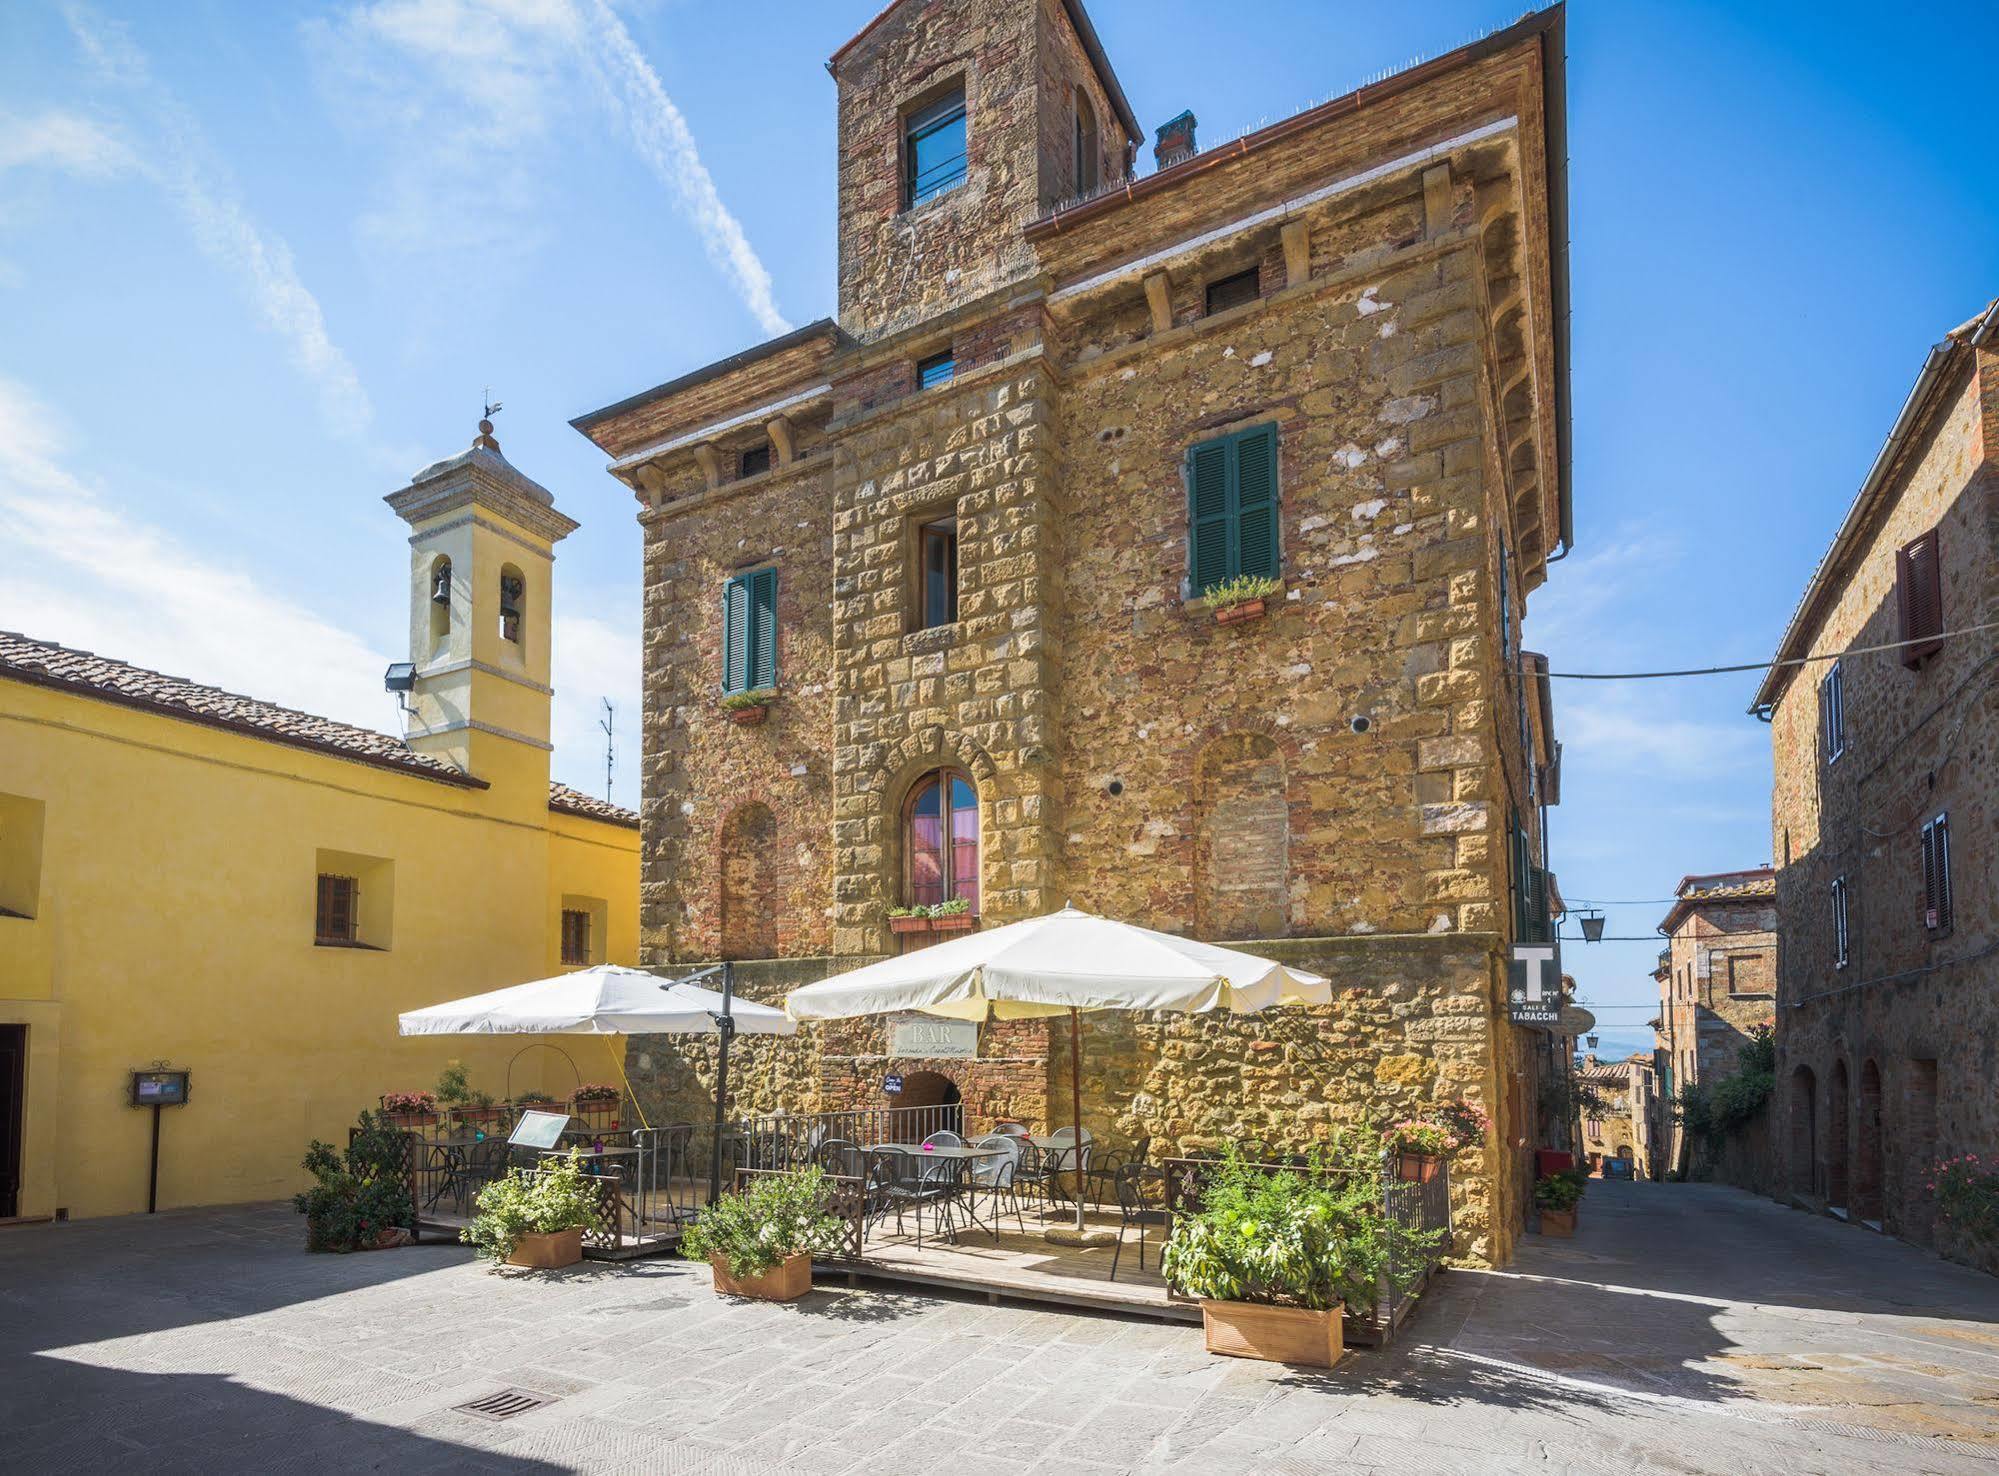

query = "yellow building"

[{"left": 0, "top": 428, "right": 639, "bottom": 1221}]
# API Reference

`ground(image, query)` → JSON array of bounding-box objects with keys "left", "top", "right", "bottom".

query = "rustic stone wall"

[{"left": 1769, "top": 336, "right": 1997, "bottom": 1273}]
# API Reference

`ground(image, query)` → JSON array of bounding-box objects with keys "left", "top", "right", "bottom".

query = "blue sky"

[{"left": 2, "top": 1, "right": 1994, "bottom": 1040}]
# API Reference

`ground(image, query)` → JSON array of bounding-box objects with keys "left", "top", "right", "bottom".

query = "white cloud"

[
  {"left": 0, "top": 377, "right": 395, "bottom": 730},
  {"left": 0, "top": 109, "right": 136, "bottom": 177},
  {"left": 60, "top": 4, "right": 373, "bottom": 437},
  {"left": 1559, "top": 698, "right": 1764, "bottom": 781},
  {"left": 316, "top": 0, "right": 787, "bottom": 336},
  {"left": 1522, "top": 529, "right": 1684, "bottom": 656},
  {"left": 550, "top": 610, "right": 640, "bottom": 807}
]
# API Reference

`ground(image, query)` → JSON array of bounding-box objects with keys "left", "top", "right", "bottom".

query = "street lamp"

[{"left": 1580, "top": 910, "right": 1606, "bottom": 943}]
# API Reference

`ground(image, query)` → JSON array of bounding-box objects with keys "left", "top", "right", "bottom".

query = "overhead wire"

[{"left": 1520, "top": 619, "right": 1999, "bottom": 683}]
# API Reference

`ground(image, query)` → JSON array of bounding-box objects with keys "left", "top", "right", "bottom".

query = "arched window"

[
  {"left": 427, "top": 556, "right": 452, "bottom": 650},
  {"left": 1074, "top": 94, "right": 1099, "bottom": 195},
  {"left": 904, "top": 769, "right": 979, "bottom": 912},
  {"left": 720, "top": 803, "right": 779, "bottom": 960},
  {"left": 1195, "top": 732, "right": 1288, "bottom": 940},
  {"left": 499, "top": 565, "right": 525, "bottom": 645}
]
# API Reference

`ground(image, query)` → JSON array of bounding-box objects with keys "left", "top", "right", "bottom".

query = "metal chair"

[
  {"left": 877, "top": 1146, "right": 956, "bottom": 1248},
  {"left": 1085, "top": 1148, "right": 1127, "bottom": 1209},
  {"left": 971, "top": 1135, "right": 1025, "bottom": 1239},
  {"left": 815, "top": 1137, "right": 866, "bottom": 1180},
  {"left": 920, "top": 1129, "right": 963, "bottom": 1149},
  {"left": 1110, "top": 1164, "right": 1170, "bottom": 1281},
  {"left": 1044, "top": 1127, "right": 1093, "bottom": 1209}
]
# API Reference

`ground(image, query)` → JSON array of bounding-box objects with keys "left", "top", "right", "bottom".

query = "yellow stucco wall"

[{"left": 0, "top": 678, "right": 639, "bottom": 1221}]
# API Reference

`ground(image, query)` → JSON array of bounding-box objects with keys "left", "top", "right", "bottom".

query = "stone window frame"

[
  {"left": 902, "top": 496, "right": 964, "bottom": 636},
  {"left": 1720, "top": 949, "right": 1772, "bottom": 998},
  {"left": 1830, "top": 874, "right": 1850, "bottom": 970},
  {"left": 899, "top": 766, "right": 981, "bottom": 914},
  {"left": 900, "top": 75, "right": 971, "bottom": 213}
]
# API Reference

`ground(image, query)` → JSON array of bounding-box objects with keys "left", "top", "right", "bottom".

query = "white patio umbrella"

[
  {"left": 784, "top": 905, "right": 1329, "bottom": 1233},
  {"left": 398, "top": 964, "right": 796, "bottom": 1038}
]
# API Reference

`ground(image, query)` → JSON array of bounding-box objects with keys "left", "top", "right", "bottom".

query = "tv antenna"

[{"left": 599, "top": 698, "right": 616, "bottom": 803}]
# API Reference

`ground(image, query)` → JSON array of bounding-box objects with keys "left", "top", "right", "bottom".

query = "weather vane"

[{"left": 475, "top": 387, "right": 503, "bottom": 452}]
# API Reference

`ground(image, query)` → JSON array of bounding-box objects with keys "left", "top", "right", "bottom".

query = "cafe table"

[{"left": 875, "top": 1142, "right": 1010, "bottom": 1243}]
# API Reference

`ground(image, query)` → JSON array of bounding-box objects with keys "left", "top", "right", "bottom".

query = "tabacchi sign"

[{"left": 1508, "top": 943, "right": 1561, "bottom": 1027}]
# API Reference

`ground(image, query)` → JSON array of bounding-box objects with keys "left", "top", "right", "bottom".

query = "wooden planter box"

[
  {"left": 1398, "top": 1153, "right": 1443, "bottom": 1183},
  {"left": 888, "top": 913, "right": 976, "bottom": 936},
  {"left": 381, "top": 1109, "right": 438, "bottom": 1130},
  {"left": 725, "top": 704, "right": 769, "bottom": 726},
  {"left": 1538, "top": 1207, "right": 1577, "bottom": 1238},
  {"left": 506, "top": 1227, "right": 584, "bottom": 1269},
  {"left": 711, "top": 1251, "right": 811, "bottom": 1302},
  {"left": 451, "top": 1106, "right": 510, "bottom": 1128},
  {"left": 1200, "top": 1299, "right": 1343, "bottom": 1369},
  {"left": 1213, "top": 598, "right": 1266, "bottom": 626}
]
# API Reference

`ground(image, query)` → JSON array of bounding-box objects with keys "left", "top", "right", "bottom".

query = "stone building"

[
  {"left": 1754, "top": 302, "right": 1997, "bottom": 1271},
  {"left": 1575, "top": 1053, "right": 1657, "bottom": 1179},
  {"left": 573, "top": 1, "right": 1574, "bottom": 1264},
  {"left": 1650, "top": 869, "right": 1778, "bottom": 1174}
]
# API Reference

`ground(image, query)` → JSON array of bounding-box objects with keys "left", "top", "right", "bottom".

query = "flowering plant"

[
  {"left": 1385, "top": 1120, "right": 1453, "bottom": 1158},
  {"left": 720, "top": 688, "right": 777, "bottom": 712},
  {"left": 1534, "top": 1168, "right": 1587, "bottom": 1212},
  {"left": 682, "top": 1166, "right": 848, "bottom": 1279},
  {"left": 1433, "top": 1099, "right": 1490, "bottom": 1153},
  {"left": 571, "top": 1083, "right": 620, "bottom": 1105},
  {"left": 1933, "top": 1155, "right": 1999, "bottom": 1243},
  {"left": 380, "top": 1091, "right": 437, "bottom": 1115}
]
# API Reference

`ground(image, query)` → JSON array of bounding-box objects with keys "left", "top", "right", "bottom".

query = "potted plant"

[
  {"left": 435, "top": 1063, "right": 509, "bottom": 1130},
  {"left": 682, "top": 1165, "right": 848, "bottom": 1301},
  {"left": 462, "top": 1149, "right": 601, "bottom": 1269},
  {"left": 293, "top": 1111, "right": 415, "bottom": 1252},
  {"left": 1201, "top": 574, "right": 1282, "bottom": 627},
  {"left": 1159, "top": 1152, "right": 1361, "bottom": 1368},
  {"left": 1434, "top": 1098, "right": 1491, "bottom": 1155},
  {"left": 514, "top": 1091, "right": 556, "bottom": 1108},
  {"left": 1535, "top": 1168, "right": 1586, "bottom": 1237},
  {"left": 571, "top": 1081, "right": 621, "bottom": 1128},
  {"left": 1387, "top": 1120, "right": 1453, "bottom": 1182},
  {"left": 887, "top": 898, "right": 976, "bottom": 936},
  {"left": 379, "top": 1090, "right": 439, "bottom": 1129},
  {"left": 721, "top": 688, "right": 776, "bottom": 725}
]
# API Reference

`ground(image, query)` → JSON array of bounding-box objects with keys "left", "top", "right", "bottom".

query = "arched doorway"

[
  {"left": 1789, "top": 1065, "right": 1818, "bottom": 1200},
  {"left": 1854, "top": 1060, "right": 1884, "bottom": 1226},
  {"left": 893, "top": 1069, "right": 963, "bottom": 1139},
  {"left": 1827, "top": 1060, "right": 1851, "bottom": 1212}
]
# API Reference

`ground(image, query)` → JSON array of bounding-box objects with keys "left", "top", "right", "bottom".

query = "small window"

[
  {"left": 1205, "top": 268, "right": 1260, "bottom": 316},
  {"left": 1896, "top": 528, "right": 1944, "bottom": 668},
  {"left": 739, "top": 444, "right": 771, "bottom": 479},
  {"left": 560, "top": 908, "right": 591, "bottom": 966},
  {"left": 905, "top": 87, "right": 967, "bottom": 207},
  {"left": 428, "top": 556, "right": 452, "bottom": 650},
  {"left": 917, "top": 351, "right": 956, "bottom": 390},
  {"left": 919, "top": 517, "right": 959, "bottom": 629},
  {"left": 722, "top": 566, "right": 778, "bottom": 694},
  {"left": 1187, "top": 422, "right": 1280, "bottom": 596},
  {"left": 1831, "top": 875, "right": 1850, "bottom": 969},
  {"left": 316, "top": 874, "right": 359, "bottom": 946},
  {"left": 1820, "top": 661, "right": 1845, "bottom": 762},
  {"left": 499, "top": 568, "right": 525, "bottom": 645},
  {"left": 1921, "top": 812, "right": 1953, "bottom": 934},
  {"left": 1074, "top": 94, "right": 1099, "bottom": 195}
]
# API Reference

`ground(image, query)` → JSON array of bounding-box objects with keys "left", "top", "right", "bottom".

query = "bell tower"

[{"left": 384, "top": 419, "right": 577, "bottom": 805}]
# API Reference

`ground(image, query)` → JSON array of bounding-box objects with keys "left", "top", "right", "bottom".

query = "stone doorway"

[
  {"left": 1854, "top": 1059, "right": 1884, "bottom": 1228},
  {"left": 1789, "top": 1064, "right": 1818, "bottom": 1202},
  {"left": 894, "top": 1069, "right": 964, "bottom": 1138},
  {"left": 0, "top": 1025, "right": 22, "bottom": 1219},
  {"left": 1827, "top": 1059, "right": 1851, "bottom": 1213}
]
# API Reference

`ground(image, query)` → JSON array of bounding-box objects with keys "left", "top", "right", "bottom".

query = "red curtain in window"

[{"left": 904, "top": 770, "right": 979, "bottom": 911}]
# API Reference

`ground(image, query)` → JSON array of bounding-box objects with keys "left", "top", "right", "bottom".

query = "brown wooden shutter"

[{"left": 1897, "top": 529, "right": 1944, "bottom": 668}]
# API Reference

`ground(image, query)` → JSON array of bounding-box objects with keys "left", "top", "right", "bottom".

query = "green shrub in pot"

[{"left": 681, "top": 1166, "right": 849, "bottom": 1280}]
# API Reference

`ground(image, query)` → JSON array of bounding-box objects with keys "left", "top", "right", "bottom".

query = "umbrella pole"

[
  {"left": 1069, "top": 1007, "right": 1085, "bottom": 1232},
  {"left": 708, "top": 961, "right": 735, "bottom": 1206}
]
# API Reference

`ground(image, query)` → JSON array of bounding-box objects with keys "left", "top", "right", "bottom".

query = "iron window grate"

[{"left": 454, "top": 1388, "right": 556, "bottom": 1422}]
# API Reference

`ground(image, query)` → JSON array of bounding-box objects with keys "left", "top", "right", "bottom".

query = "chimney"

[{"left": 1153, "top": 110, "right": 1197, "bottom": 170}]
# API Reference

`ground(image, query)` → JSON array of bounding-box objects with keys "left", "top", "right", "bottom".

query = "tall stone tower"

[{"left": 384, "top": 420, "right": 577, "bottom": 810}]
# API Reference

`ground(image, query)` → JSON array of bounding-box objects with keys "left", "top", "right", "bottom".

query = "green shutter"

[
  {"left": 750, "top": 567, "right": 778, "bottom": 689},
  {"left": 1232, "top": 424, "right": 1279, "bottom": 580},
  {"left": 1188, "top": 439, "right": 1231, "bottom": 595},
  {"left": 722, "top": 575, "right": 750, "bottom": 693}
]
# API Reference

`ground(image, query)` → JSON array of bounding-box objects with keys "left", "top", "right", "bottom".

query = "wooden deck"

[{"left": 821, "top": 1210, "right": 1199, "bottom": 1323}]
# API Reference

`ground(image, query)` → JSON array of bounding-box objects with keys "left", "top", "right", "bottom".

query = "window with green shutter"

[
  {"left": 1186, "top": 423, "right": 1280, "bottom": 596},
  {"left": 721, "top": 567, "right": 778, "bottom": 694}
]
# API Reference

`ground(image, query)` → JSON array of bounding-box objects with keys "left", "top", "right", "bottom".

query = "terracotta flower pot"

[
  {"left": 726, "top": 705, "right": 769, "bottom": 725},
  {"left": 1200, "top": 1299, "right": 1343, "bottom": 1368},
  {"left": 711, "top": 1251, "right": 811, "bottom": 1302},
  {"left": 929, "top": 913, "right": 975, "bottom": 933},
  {"left": 1539, "top": 1207, "right": 1576, "bottom": 1238},
  {"left": 1398, "top": 1153, "right": 1443, "bottom": 1183},
  {"left": 1214, "top": 599, "right": 1266, "bottom": 626},
  {"left": 888, "top": 915, "right": 932, "bottom": 935},
  {"left": 506, "top": 1227, "right": 584, "bottom": 1269},
  {"left": 382, "top": 1110, "right": 438, "bottom": 1130}
]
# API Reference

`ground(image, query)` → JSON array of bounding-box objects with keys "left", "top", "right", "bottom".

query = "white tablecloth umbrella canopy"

[
  {"left": 398, "top": 964, "right": 796, "bottom": 1038},
  {"left": 784, "top": 906, "right": 1328, "bottom": 1230}
]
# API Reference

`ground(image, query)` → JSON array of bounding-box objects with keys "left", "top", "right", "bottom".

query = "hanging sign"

[
  {"left": 886, "top": 1014, "right": 979, "bottom": 1059},
  {"left": 1507, "top": 943, "right": 1561, "bottom": 1027},
  {"left": 882, "top": 1073, "right": 904, "bottom": 1095}
]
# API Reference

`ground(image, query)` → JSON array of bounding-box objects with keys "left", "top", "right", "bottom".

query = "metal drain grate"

[{"left": 453, "top": 1387, "right": 556, "bottom": 1422}]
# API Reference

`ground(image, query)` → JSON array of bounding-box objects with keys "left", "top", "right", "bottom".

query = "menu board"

[{"left": 509, "top": 1109, "right": 571, "bottom": 1150}]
